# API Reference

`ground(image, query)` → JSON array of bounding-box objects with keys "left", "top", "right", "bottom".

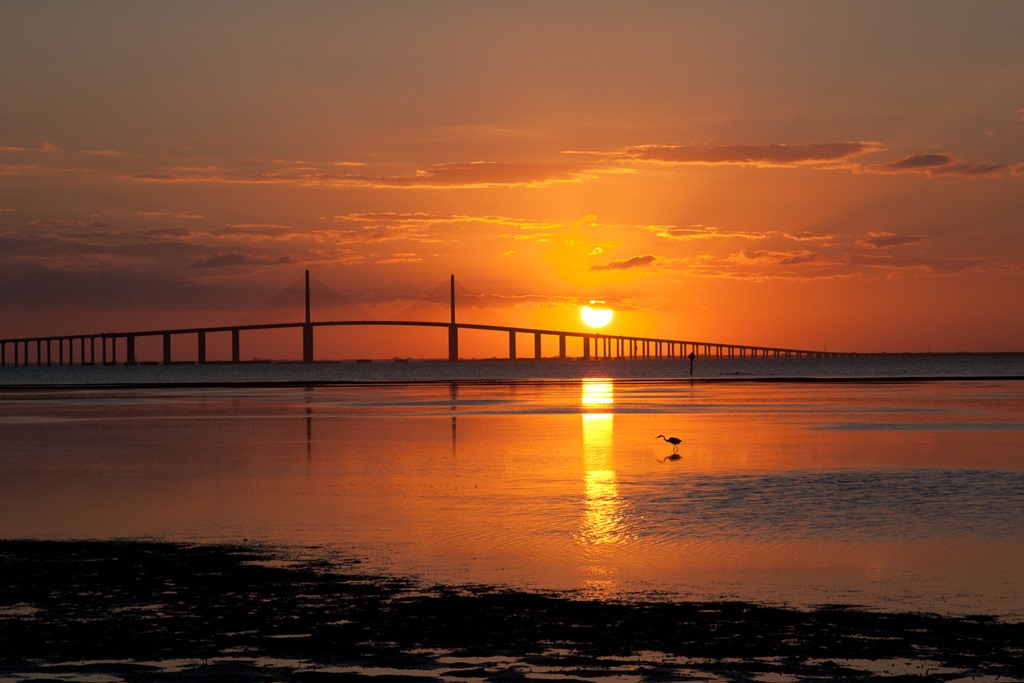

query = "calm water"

[
  {"left": 1, "top": 356, "right": 1023, "bottom": 617},
  {"left": 1, "top": 352, "right": 1022, "bottom": 385}
]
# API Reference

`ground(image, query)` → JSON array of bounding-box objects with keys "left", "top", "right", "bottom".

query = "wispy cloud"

[
  {"left": 856, "top": 231, "right": 929, "bottom": 249},
  {"left": 84, "top": 149, "right": 131, "bottom": 158},
  {"left": 785, "top": 230, "right": 835, "bottom": 242},
  {"left": 860, "top": 153, "right": 1011, "bottom": 178},
  {"left": 649, "top": 224, "right": 768, "bottom": 240},
  {"left": 374, "top": 253, "right": 424, "bottom": 265},
  {"left": 27, "top": 218, "right": 109, "bottom": 229},
  {"left": 137, "top": 210, "right": 204, "bottom": 220},
  {"left": 0, "top": 164, "right": 39, "bottom": 176},
  {"left": 613, "top": 141, "right": 882, "bottom": 167},
  {"left": 0, "top": 142, "right": 62, "bottom": 154},
  {"left": 569, "top": 141, "right": 1019, "bottom": 181},
  {"left": 590, "top": 254, "right": 657, "bottom": 271},
  {"left": 190, "top": 252, "right": 294, "bottom": 268},
  {"left": 731, "top": 249, "right": 819, "bottom": 266},
  {"left": 334, "top": 212, "right": 561, "bottom": 231},
  {"left": 131, "top": 160, "right": 610, "bottom": 189}
]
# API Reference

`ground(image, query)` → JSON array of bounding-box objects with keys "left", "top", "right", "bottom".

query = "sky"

[{"left": 2, "top": 0, "right": 1023, "bottom": 358}]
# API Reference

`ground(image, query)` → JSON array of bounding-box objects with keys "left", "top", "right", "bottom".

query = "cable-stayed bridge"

[{"left": 1, "top": 271, "right": 852, "bottom": 367}]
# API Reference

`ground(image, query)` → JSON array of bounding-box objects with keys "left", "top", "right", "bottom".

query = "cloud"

[
  {"left": 860, "top": 153, "right": 1011, "bottom": 178},
  {"left": 733, "top": 249, "right": 818, "bottom": 266},
  {"left": 616, "top": 142, "right": 882, "bottom": 167},
  {"left": 0, "top": 164, "right": 38, "bottom": 176},
  {"left": 84, "top": 149, "right": 131, "bottom": 158},
  {"left": 393, "top": 161, "right": 596, "bottom": 188},
  {"left": 191, "top": 252, "right": 293, "bottom": 268},
  {"left": 0, "top": 142, "right": 62, "bottom": 154},
  {"left": 374, "top": 253, "right": 423, "bottom": 264},
  {"left": 785, "top": 230, "right": 834, "bottom": 242},
  {"left": 137, "top": 210, "right": 204, "bottom": 220},
  {"left": 856, "top": 231, "right": 928, "bottom": 249},
  {"left": 131, "top": 160, "right": 608, "bottom": 190},
  {"left": 590, "top": 254, "right": 657, "bottom": 271},
  {"left": 650, "top": 224, "right": 767, "bottom": 240},
  {"left": 143, "top": 227, "right": 193, "bottom": 238},
  {"left": 27, "top": 219, "right": 109, "bottom": 229},
  {"left": 579, "top": 141, "right": 1018, "bottom": 181},
  {"left": 331, "top": 212, "right": 564, "bottom": 248},
  {"left": 334, "top": 212, "right": 559, "bottom": 231}
]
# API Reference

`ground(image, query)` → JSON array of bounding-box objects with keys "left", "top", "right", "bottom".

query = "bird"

[
  {"left": 659, "top": 453, "right": 682, "bottom": 463},
  {"left": 656, "top": 434, "right": 682, "bottom": 453}
]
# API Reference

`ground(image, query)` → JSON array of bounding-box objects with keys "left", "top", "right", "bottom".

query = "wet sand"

[{"left": 1, "top": 540, "right": 1021, "bottom": 682}]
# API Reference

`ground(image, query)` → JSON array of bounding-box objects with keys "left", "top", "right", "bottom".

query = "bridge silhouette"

[{"left": 0, "top": 271, "right": 852, "bottom": 367}]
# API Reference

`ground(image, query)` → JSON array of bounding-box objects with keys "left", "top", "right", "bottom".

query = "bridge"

[{"left": 0, "top": 272, "right": 852, "bottom": 367}]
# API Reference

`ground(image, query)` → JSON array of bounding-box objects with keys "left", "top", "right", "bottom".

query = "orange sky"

[{"left": 2, "top": 1, "right": 1023, "bottom": 356}]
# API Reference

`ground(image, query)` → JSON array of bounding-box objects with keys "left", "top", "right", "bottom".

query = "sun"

[{"left": 580, "top": 301, "right": 614, "bottom": 329}]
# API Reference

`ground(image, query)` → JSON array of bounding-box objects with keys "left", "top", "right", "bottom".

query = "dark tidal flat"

[{"left": 1, "top": 541, "right": 1021, "bottom": 683}]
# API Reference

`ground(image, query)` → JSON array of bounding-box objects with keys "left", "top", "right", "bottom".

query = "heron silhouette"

[{"left": 656, "top": 434, "right": 682, "bottom": 453}]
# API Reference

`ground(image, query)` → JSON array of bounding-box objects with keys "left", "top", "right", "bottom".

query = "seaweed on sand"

[{"left": 1, "top": 540, "right": 1021, "bottom": 681}]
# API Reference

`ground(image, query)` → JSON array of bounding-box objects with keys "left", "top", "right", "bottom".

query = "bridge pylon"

[
  {"left": 302, "top": 269, "right": 314, "bottom": 362},
  {"left": 448, "top": 274, "right": 459, "bottom": 361}
]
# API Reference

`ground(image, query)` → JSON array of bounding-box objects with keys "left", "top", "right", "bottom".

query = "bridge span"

[
  {"left": 0, "top": 319, "right": 852, "bottom": 368},
  {"left": 1, "top": 272, "right": 853, "bottom": 367}
]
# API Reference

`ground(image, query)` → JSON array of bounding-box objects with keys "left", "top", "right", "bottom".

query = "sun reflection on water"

[{"left": 579, "top": 381, "right": 626, "bottom": 547}]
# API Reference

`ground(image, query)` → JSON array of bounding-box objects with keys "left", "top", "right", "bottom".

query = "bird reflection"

[{"left": 659, "top": 452, "right": 682, "bottom": 463}]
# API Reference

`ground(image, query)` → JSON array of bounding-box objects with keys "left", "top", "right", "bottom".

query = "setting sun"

[{"left": 580, "top": 301, "right": 614, "bottom": 329}]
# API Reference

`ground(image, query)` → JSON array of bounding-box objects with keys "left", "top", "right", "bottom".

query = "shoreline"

[
  {"left": 2, "top": 540, "right": 1022, "bottom": 682},
  {"left": 2, "top": 373, "right": 1023, "bottom": 392}
]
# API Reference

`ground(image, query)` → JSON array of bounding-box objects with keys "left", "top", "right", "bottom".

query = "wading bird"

[{"left": 656, "top": 434, "right": 682, "bottom": 453}]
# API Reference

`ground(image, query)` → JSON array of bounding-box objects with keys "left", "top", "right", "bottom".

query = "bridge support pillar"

[
  {"left": 126, "top": 336, "right": 136, "bottom": 365},
  {"left": 583, "top": 336, "right": 591, "bottom": 360},
  {"left": 232, "top": 329, "right": 240, "bottom": 363},
  {"left": 534, "top": 332, "right": 542, "bottom": 360},
  {"left": 558, "top": 334, "right": 566, "bottom": 359},
  {"left": 508, "top": 330, "right": 517, "bottom": 360},
  {"left": 162, "top": 334, "right": 172, "bottom": 364},
  {"left": 448, "top": 325, "right": 458, "bottom": 361},
  {"left": 303, "top": 324, "right": 314, "bottom": 363},
  {"left": 197, "top": 331, "right": 206, "bottom": 364}
]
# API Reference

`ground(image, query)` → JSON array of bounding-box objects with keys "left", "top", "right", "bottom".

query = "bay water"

[{"left": 1, "top": 354, "right": 1022, "bottom": 617}]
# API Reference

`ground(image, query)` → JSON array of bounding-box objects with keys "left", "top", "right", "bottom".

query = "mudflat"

[{"left": 2, "top": 540, "right": 1021, "bottom": 682}]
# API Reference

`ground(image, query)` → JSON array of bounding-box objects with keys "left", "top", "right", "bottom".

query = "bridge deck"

[{"left": 0, "top": 319, "right": 852, "bottom": 367}]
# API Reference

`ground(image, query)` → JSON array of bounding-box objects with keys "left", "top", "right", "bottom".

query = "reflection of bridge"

[{"left": 1, "top": 272, "right": 852, "bottom": 367}]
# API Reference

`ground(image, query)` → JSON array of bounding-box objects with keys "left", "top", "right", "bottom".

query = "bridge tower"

[
  {"left": 448, "top": 274, "right": 458, "bottom": 361},
  {"left": 302, "top": 269, "right": 314, "bottom": 362}
]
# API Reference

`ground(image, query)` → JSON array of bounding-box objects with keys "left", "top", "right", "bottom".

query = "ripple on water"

[{"left": 617, "top": 468, "right": 1024, "bottom": 542}]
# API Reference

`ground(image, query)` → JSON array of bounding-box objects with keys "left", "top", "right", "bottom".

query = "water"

[
  {"left": 1, "top": 355, "right": 1023, "bottom": 618},
  {"left": 1, "top": 352, "right": 1022, "bottom": 386}
]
